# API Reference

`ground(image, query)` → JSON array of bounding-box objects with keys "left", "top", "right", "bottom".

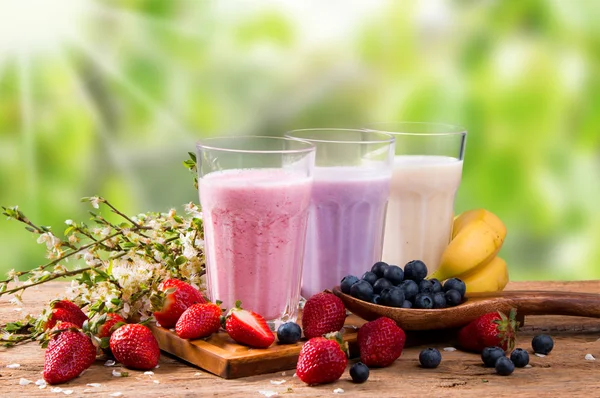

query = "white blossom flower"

[
  {"left": 89, "top": 197, "right": 101, "bottom": 209},
  {"left": 37, "top": 232, "right": 61, "bottom": 251},
  {"left": 65, "top": 219, "right": 73, "bottom": 225}
]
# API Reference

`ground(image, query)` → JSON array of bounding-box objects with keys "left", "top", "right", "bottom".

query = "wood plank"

[{"left": 1, "top": 281, "right": 599, "bottom": 398}]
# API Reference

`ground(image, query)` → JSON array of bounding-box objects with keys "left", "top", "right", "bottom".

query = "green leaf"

[{"left": 175, "top": 256, "right": 187, "bottom": 266}]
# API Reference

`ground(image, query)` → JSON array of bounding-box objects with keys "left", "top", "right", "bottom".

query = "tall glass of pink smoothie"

[
  {"left": 284, "top": 129, "right": 395, "bottom": 299},
  {"left": 196, "top": 136, "right": 315, "bottom": 328},
  {"left": 364, "top": 123, "right": 467, "bottom": 276}
]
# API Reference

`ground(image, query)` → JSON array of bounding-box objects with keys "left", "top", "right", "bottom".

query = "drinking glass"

[
  {"left": 363, "top": 122, "right": 467, "bottom": 275},
  {"left": 284, "top": 129, "right": 395, "bottom": 299},
  {"left": 196, "top": 136, "right": 315, "bottom": 328}
]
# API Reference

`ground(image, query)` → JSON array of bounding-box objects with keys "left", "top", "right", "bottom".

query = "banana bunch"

[{"left": 430, "top": 209, "right": 509, "bottom": 293}]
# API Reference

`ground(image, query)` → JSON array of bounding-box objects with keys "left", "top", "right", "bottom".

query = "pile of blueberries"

[
  {"left": 340, "top": 260, "right": 466, "bottom": 309},
  {"left": 483, "top": 334, "right": 554, "bottom": 376}
]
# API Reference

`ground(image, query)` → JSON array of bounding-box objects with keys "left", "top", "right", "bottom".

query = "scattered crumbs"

[
  {"left": 585, "top": 354, "right": 596, "bottom": 361},
  {"left": 333, "top": 388, "right": 345, "bottom": 394},
  {"left": 110, "top": 393, "right": 123, "bottom": 397},
  {"left": 19, "top": 378, "right": 32, "bottom": 386},
  {"left": 153, "top": 380, "right": 160, "bottom": 384},
  {"left": 7, "top": 363, "right": 20, "bottom": 369},
  {"left": 193, "top": 372, "right": 202, "bottom": 376},
  {"left": 63, "top": 390, "right": 73, "bottom": 395},
  {"left": 86, "top": 383, "right": 101, "bottom": 388},
  {"left": 443, "top": 347, "right": 457, "bottom": 352},
  {"left": 35, "top": 379, "right": 47, "bottom": 388},
  {"left": 534, "top": 353, "right": 546, "bottom": 358},
  {"left": 270, "top": 380, "right": 286, "bottom": 385},
  {"left": 144, "top": 371, "right": 154, "bottom": 376},
  {"left": 258, "top": 391, "right": 278, "bottom": 397},
  {"left": 51, "top": 387, "right": 63, "bottom": 393},
  {"left": 104, "top": 360, "right": 116, "bottom": 367},
  {"left": 525, "top": 364, "right": 532, "bottom": 368}
]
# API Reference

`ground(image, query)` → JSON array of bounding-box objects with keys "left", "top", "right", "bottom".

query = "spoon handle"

[{"left": 467, "top": 290, "right": 600, "bottom": 318}]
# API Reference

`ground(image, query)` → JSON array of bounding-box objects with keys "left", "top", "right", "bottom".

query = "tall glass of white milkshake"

[{"left": 363, "top": 123, "right": 467, "bottom": 276}]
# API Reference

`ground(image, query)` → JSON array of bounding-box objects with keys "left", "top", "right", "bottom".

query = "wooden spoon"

[{"left": 332, "top": 286, "right": 600, "bottom": 331}]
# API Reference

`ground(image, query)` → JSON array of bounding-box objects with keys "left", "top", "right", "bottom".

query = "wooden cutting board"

[{"left": 150, "top": 312, "right": 365, "bottom": 379}]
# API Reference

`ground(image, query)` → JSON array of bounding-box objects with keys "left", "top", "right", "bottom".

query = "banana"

[
  {"left": 430, "top": 209, "right": 507, "bottom": 282},
  {"left": 459, "top": 256, "right": 509, "bottom": 293}
]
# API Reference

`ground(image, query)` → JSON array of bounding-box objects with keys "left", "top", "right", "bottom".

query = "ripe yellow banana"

[
  {"left": 430, "top": 209, "right": 507, "bottom": 282},
  {"left": 459, "top": 256, "right": 509, "bottom": 293}
]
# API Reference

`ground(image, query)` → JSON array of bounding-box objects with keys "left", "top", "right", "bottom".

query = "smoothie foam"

[
  {"left": 200, "top": 168, "right": 312, "bottom": 322},
  {"left": 301, "top": 167, "right": 391, "bottom": 299}
]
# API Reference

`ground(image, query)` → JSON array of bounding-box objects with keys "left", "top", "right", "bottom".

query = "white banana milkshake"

[{"left": 383, "top": 155, "right": 463, "bottom": 273}]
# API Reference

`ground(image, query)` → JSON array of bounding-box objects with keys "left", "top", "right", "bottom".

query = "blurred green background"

[{"left": 1, "top": 0, "right": 599, "bottom": 281}]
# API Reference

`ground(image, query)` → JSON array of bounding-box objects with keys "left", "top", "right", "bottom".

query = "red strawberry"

[
  {"left": 224, "top": 301, "right": 274, "bottom": 349},
  {"left": 44, "top": 300, "right": 88, "bottom": 330},
  {"left": 302, "top": 292, "right": 346, "bottom": 339},
  {"left": 97, "top": 313, "right": 126, "bottom": 339},
  {"left": 43, "top": 321, "right": 97, "bottom": 385},
  {"left": 176, "top": 302, "right": 222, "bottom": 339},
  {"left": 457, "top": 309, "right": 518, "bottom": 353},
  {"left": 296, "top": 333, "right": 348, "bottom": 385},
  {"left": 109, "top": 324, "right": 160, "bottom": 370},
  {"left": 357, "top": 317, "right": 406, "bottom": 367},
  {"left": 152, "top": 278, "right": 207, "bottom": 328}
]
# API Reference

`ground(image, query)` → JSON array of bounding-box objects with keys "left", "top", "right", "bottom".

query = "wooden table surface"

[{"left": 1, "top": 281, "right": 599, "bottom": 397}]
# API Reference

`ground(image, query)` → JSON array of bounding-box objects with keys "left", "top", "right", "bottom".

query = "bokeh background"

[{"left": 1, "top": 0, "right": 599, "bottom": 280}]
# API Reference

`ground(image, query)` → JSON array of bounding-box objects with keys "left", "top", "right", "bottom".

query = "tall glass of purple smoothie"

[
  {"left": 284, "top": 129, "right": 395, "bottom": 299},
  {"left": 196, "top": 136, "right": 315, "bottom": 329}
]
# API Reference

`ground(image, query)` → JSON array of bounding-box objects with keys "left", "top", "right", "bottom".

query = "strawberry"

[
  {"left": 97, "top": 313, "right": 126, "bottom": 339},
  {"left": 152, "top": 278, "right": 207, "bottom": 328},
  {"left": 302, "top": 292, "right": 347, "bottom": 339},
  {"left": 357, "top": 317, "right": 406, "bottom": 367},
  {"left": 176, "top": 302, "right": 222, "bottom": 339},
  {"left": 457, "top": 309, "right": 518, "bottom": 353},
  {"left": 224, "top": 301, "right": 275, "bottom": 349},
  {"left": 43, "top": 321, "right": 97, "bottom": 385},
  {"left": 44, "top": 299, "right": 88, "bottom": 330},
  {"left": 109, "top": 324, "right": 160, "bottom": 370},
  {"left": 296, "top": 333, "right": 348, "bottom": 385}
]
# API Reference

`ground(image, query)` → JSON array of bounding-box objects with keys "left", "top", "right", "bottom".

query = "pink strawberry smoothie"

[
  {"left": 301, "top": 167, "right": 391, "bottom": 299},
  {"left": 199, "top": 168, "right": 312, "bottom": 323}
]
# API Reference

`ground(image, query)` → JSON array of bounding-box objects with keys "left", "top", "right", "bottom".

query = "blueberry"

[
  {"left": 418, "top": 279, "right": 434, "bottom": 294},
  {"left": 381, "top": 287, "right": 405, "bottom": 307},
  {"left": 419, "top": 348, "right": 442, "bottom": 368},
  {"left": 401, "top": 300, "right": 412, "bottom": 308},
  {"left": 532, "top": 334, "right": 554, "bottom": 355},
  {"left": 350, "top": 280, "right": 374, "bottom": 302},
  {"left": 371, "top": 294, "right": 382, "bottom": 305},
  {"left": 340, "top": 275, "right": 359, "bottom": 294},
  {"left": 481, "top": 346, "right": 505, "bottom": 368},
  {"left": 443, "top": 278, "right": 466, "bottom": 298},
  {"left": 373, "top": 278, "right": 393, "bottom": 294},
  {"left": 445, "top": 289, "right": 463, "bottom": 307},
  {"left": 361, "top": 271, "right": 378, "bottom": 286},
  {"left": 383, "top": 265, "right": 404, "bottom": 285},
  {"left": 399, "top": 280, "right": 419, "bottom": 301},
  {"left": 371, "top": 261, "right": 389, "bottom": 278},
  {"left": 432, "top": 292, "right": 447, "bottom": 309},
  {"left": 349, "top": 362, "right": 369, "bottom": 383},
  {"left": 403, "top": 260, "right": 428, "bottom": 282},
  {"left": 495, "top": 356, "right": 515, "bottom": 376},
  {"left": 414, "top": 293, "right": 433, "bottom": 309},
  {"left": 510, "top": 348, "right": 529, "bottom": 367},
  {"left": 429, "top": 278, "right": 443, "bottom": 293},
  {"left": 276, "top": 322, "right": 302, "bottom": 344}
]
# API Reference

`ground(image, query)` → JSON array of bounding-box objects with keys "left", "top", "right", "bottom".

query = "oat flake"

[
  {"left": 258, "top": 391, "right": 278, "bottom": 397},
  {"left": 193, "top": 372, "right": 202, "bottom": 376},
  {"left": 333, "top": 388, "right": 345, "bottom": 394},
  {"left": 144, "top": 371, "right": 154, "bottom": 376},
  {"left": 6, "top": 363, "right": 20, "bottom": 369},
  {"left": 585, "top": 354, "right": 596, "bottom": 361},
  {"left": 51, "top": 387, "right": 63, "bottom": 393},
  {"left": 112, "top": 370, "right": 122, "bottom": 377},
  {"left": 87, "top": 383, "right": 101, "bottom": 388},
  {"left": 110, "top": 393, "right": 123, "bottom": 397},
  {"left": 63, "top": 390, "right": 73, "bottom": 395},
  {"left": 534, "top": 353, "right": 546, "bottom": 358},
  {"left": 19, "top": 378, "right": 32, "bottom": 386},
  {"left": 104, "top": 360, "right": 116, "bottom": 367},
  {"left": 153, "top": 380, "right": 160, "bottom": 384},
  {"left": 443, "top": 347, "right": 457, "bottom": 352},
  {"left": 270, "top": 380, "right": 286, "bottom": 385},
  {"left": 525, "top": 364, "right": 532, "bottom": 368}
]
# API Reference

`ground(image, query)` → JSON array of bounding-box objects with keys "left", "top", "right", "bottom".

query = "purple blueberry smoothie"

[{"left": 301, "top": 167, "right": 391, "bottom": 299}]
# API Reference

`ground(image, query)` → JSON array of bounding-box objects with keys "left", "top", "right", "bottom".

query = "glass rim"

[
  {"left": 285, "top": 128, "right": 395, "bottom": 145},
  {"left": 196, "top": 135, "right": 315, "bottom": 155},
  {"left": 363, "top": 122, "right": 467, "bottom": 137}
]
